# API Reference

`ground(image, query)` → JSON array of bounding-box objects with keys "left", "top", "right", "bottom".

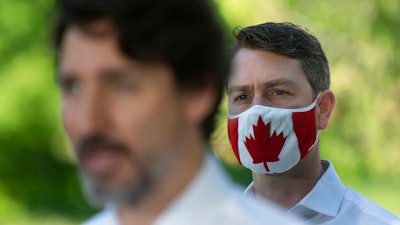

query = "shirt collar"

[
  {"left": 243, "top": 160, "right": 346, "bottom": 218},
  {"left": 289, "top": 160, "right": 346, "bottom": 218},
  {"left": 243, "top": 181, "right": 256, "bottom": 197},
  {"left": 153, "top": 153, "right": 233, "bottom": 225}
]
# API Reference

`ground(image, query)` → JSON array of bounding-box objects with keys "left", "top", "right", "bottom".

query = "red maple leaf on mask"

[{"left": 244, "top": 116, "right": 287, "bottom": 172}]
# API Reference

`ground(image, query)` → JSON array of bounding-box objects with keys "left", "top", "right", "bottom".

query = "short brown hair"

[{"left": 233, "top": 22, "right": 330, "bottom": 94}]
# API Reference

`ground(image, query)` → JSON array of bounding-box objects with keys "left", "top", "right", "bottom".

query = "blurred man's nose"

[{"left": 77, "top": 88, "right": 109, "bottom": 135}]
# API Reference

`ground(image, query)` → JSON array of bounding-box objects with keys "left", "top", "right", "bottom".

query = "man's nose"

[
  {"left": 253, "top": 95, "right": 266, "bottom": 106},
  {"left": 78, "top": 90, "right": 110, "bottom": 135}
]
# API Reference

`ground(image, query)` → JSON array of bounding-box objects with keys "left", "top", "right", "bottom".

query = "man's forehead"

[
  {"left": 229, "top": 49, "right": 308, "bottom": 85},
  {"left": 68, "top": 19, "right": 116, "bottom": 39}
]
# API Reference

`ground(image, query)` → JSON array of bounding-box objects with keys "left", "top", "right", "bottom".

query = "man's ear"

[
  {"left": 317, "top": 89, "right": 336, "bottom": 130},
  {"left": 184, "top": 85, "right": 217, "bottom": 126}
]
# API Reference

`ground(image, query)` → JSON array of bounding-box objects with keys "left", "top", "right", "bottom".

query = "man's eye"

[
  {"left": 71, "top": 81, "right": 81, "bottom": 95},
  {"left": 115, "top": 82, "right": 130, "bottom": 91},
  {"left": 274, "top": 90, "right": 285, "bottom": 95},
  {"left": 61, "top": 79, "right": 81, "bottom": 96},
  {"left": 238, "top": 95, "right": 248, "bottom": 100},
  {"left": 233, "top": 94, "right": 249, "bottom": 103},
  {"left": 230, "top": 92, "right": 251, "bottom": 104}
]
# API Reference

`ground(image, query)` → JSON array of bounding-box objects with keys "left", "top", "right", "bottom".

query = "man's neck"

[
  {"left": 117, "top": 156, "right": 203, "bottom": 225},
  {"left": 252, "top": 148, "right": 324, "bottom": 210},
  {"left": 117, "top": 132, "right": 205, "bottom": 225}
]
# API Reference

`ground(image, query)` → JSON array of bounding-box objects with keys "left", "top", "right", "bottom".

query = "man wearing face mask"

[{"left": 227, "top": 22, "right": 400, "bottom": 224}]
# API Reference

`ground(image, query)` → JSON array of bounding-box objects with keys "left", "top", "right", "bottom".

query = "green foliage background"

[{"left": 0, "top": 0, "right": 399, "bottom": 224}]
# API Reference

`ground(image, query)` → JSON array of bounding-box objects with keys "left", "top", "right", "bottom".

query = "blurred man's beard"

[
  {"left": 74, "top": 134, "right": 186, "bottom": 208},
  {"left": 79, "top": 169, "right": 150, "bottom": 207},
  {"left": 73, "top": 135, "right": 158, "bottom": 207},
  {"left": 78, "top": 151, "right": 177, "bottom": 207}
]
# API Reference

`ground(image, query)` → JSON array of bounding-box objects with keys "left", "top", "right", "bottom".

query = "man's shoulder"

[
  {"left": 224, "top": 191, "right": 303, "bottom": 225},
  {"left": 205, "top": 181, "right": 303, "bottom": 225},
  {"left": 81, "top": 207, "right": 118, "bottom": 225},
  {"left": 154, "top": 154, "right": 303, "bottom": 225},
  {"left": 319, "top": 161, "right": 399, "bottom": 224},
  {"left": 340, "top": 187, "right": 400, "bottom": 225}
]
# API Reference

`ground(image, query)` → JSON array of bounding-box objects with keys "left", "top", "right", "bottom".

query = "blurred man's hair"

[{"left": 53, "top": 0, "right": 229, "bottom": 140}]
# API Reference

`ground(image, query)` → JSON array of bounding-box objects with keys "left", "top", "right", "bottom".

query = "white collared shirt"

[
  {"left": 244, "top": 160, "right": 400, "bottom": 225},
  {"left": 82, "top": 153, "right": 303, "bottom": 225}
]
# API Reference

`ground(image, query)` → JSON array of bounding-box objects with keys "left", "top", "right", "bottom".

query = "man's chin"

[
  {"left": 79, "top": 173, "right": 111, "bottom": 207},
  {"left": 79, "top": 171, "right": 150, "bottom": 208}
]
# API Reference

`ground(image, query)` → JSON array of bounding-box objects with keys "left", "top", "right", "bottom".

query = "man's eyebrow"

[
  {"left": 227, "top": 78, "right": 298, "bottom": 94},
  {"left": 227, "top": 85, "right": 253, "bottom": 95},
  {"left": 56, "top": 71, "right": 75, "bottom": 85},
  {"left": 99, "top": 65, "right": 135, "bottom": 81},
  {"left": 261, "top": 78, "right": 298, "bottom": 89}
]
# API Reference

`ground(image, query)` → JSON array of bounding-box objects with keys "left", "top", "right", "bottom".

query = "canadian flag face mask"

[{"left": 227, "top": 97, "right": 319, "bottom": 174}]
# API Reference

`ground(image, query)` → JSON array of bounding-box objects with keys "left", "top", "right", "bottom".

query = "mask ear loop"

[
  {"left": 308, "top": 131, "right": 320, "bottom": 153},
  {"left": 308, "top": 92, "right": 322, "bottom": 153},
  {"left": 312, "top": 93, "right": 322, "bottom": 106}
]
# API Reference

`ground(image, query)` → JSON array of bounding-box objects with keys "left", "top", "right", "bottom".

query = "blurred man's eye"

[{"left": 60, "top": 77, "right": 81, "bottom": 96}]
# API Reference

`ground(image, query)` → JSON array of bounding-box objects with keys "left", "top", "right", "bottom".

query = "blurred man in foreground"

[
  {"left": 227, "top": 22, "right": 400, "bottom": 224},
  {"left": 52, "top": 1, "right": 302, "bottom": 224}
]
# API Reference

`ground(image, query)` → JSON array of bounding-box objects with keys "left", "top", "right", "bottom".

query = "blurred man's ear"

[
  {"left": 184, "top": 84, "right": 217, "bottom": 127},
  {"left": 317, "top": 89, "right": 336, "bottom": 130}
]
